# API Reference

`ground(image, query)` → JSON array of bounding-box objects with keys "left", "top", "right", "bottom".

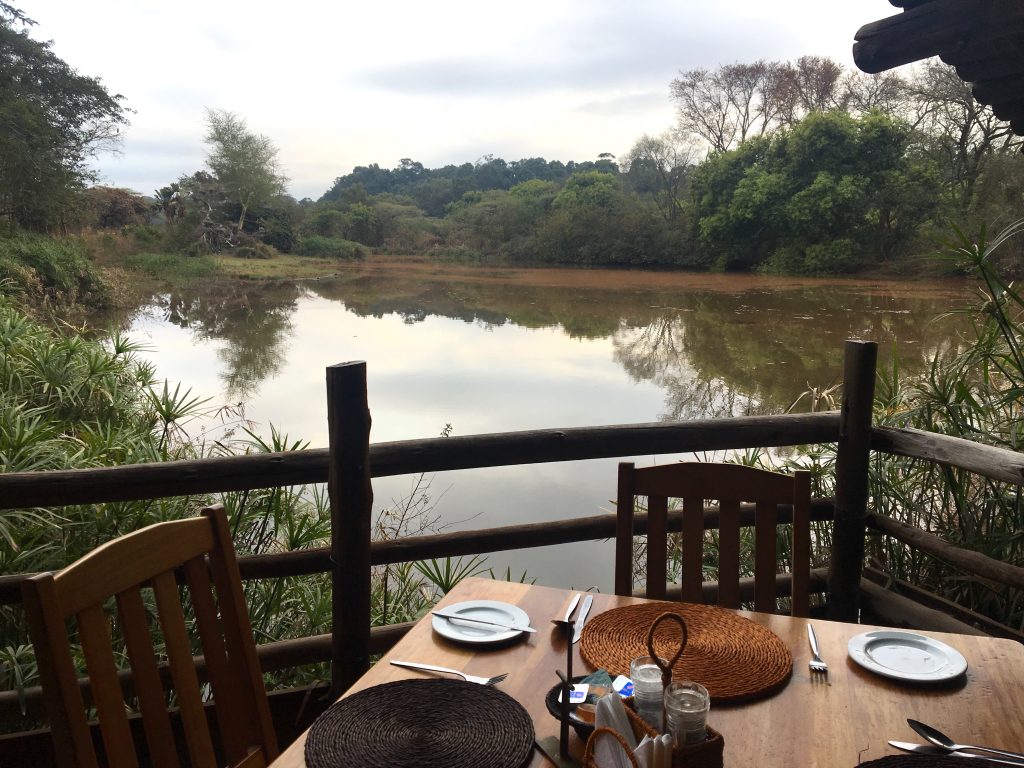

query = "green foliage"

[
  {"left": 0, "top": 301, "right": 508, "bottom": 705},
  {"left": 862, "top": 221, "right": 1024, "bottom": 627},
  {"left": 73, "top": 187, "right": 153, "bottom": 230},
  {"left": 203, "top": 109, "right": 287, "bottom": 230},
  {"left": 231, "top": 243, "right": 277, "bottom": 260},
  {"left": 294, "top": 235, "right": 365, "bottom": 259},
  {"left": 121, "top": 251, "right": 219, "bottom": 280},
  {"left": 320, "top": 155, "right": 617, "bottom": 213},
  {"left": 0, "top": 8, "right": 128, "bottom": 232},
  {"left": 0, "top": 234, "right": 109, "bottom": 307},
  {"left": 692, "top": 111, "right": 940, "bottom": 273}
]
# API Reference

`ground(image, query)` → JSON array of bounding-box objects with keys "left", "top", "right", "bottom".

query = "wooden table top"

[{"left": 271, "top": 577, "right": 1024, "bottom": 767}]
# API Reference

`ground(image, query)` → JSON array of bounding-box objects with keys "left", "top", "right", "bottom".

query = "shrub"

[
  {"left": 0, "top": 234, "right": 109, "bottom": 307},
  {"left": 231, "top": 243, "right": 277, "bottom": 260},
  {"left": 294, "top": 236, "right": 365, "bottom": 259}
]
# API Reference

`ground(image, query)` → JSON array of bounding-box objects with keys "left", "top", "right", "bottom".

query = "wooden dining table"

[{"left": 271, "top": 577, "right": 1024, "bottom": 767}]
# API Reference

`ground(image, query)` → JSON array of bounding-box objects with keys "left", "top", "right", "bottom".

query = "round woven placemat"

[
  {"left": 857, "top": 757, "right": 978, "bottom": 768},
  {"left": 304, "top": 678, "right": 535, "bottom": 768},
  {"left": 579, "top": 601, "right": 791, "bottom": 703}
]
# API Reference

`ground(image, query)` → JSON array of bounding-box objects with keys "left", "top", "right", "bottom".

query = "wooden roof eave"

[{"left": 853, "top": 0, "right": 1024, "bottom": 74}]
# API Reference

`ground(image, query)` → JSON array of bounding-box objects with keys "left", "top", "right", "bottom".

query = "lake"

[{"left": 121, "top": 258, "right": 973, "bottom": 591}]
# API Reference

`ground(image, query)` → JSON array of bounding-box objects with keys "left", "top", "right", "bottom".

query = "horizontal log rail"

[
  {"left": 0, "top": 501, "right": 839, "bottom": 605},
  {"left": 0, "top": 413, "right": 841, "bottom": 509},
  {"left": 865, "top": 512, "right": 1024, "bottom": 591},
  {"left": 871, "top": 426, "right": 1024, "bottom": 486}
]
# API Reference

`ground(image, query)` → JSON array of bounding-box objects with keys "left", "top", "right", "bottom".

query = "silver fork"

[
  {"left": 390, "top": 659, "right": 508, "bottom": 685},
  {"left": 807, "top": 624, "right": 828, "bottom": 675}
]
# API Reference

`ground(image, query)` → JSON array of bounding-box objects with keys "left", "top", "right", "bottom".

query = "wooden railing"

[{"left": 3, "top": 340, "right": 1024, "bottom": 746}]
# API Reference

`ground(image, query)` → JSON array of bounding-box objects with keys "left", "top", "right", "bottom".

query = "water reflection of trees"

[
  {"left": 151, "top": 282, "right": 302, "bottom": 399},
  {"left": 613, "top": 288, "right": 968, "bottom": 419},
  {"left": 140, "top": 270, "right": 969, "bottom": 421}
]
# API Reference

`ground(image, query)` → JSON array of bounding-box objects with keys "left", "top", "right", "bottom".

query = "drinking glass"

[
  {"left": 664, "top": 680, "right": 709, "bottom": 745},
  {"left": 629, "top": 655, "right": 667, "bottom": 730}
]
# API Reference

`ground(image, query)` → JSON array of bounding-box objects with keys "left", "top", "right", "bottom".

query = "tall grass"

[
  {"left": 0, "top": 234, "right": 110, "bottom": 309},
  {"left": 866, "top": 221, "right": 1024, "bottom": 629}
]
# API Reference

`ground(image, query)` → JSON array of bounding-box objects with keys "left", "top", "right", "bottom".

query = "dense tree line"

[{"left": 3, "top": 0, "right": 1023, "bottom": 278}]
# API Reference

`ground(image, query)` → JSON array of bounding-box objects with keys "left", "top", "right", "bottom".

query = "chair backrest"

[
  {"left": 614, "top": 462, "right": 812, "bottom": 617},
  {"left": 21, "top": 504, "right": 278, "bottom": 768}
]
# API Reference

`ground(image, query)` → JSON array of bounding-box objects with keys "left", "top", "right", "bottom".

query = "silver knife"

[
  {"left": 571, "top": 594, "right": 594, "bottom": 644},
  {"left": 889, "top": 742, "right": 1024, "bottom": 766},
  {"left": 431, "top": 611, "right": 536, "bottom": 633}
]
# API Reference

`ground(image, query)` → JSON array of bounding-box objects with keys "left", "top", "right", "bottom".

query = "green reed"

[{"left": 0, "top": 295, "right": 500, "bottom": 709}]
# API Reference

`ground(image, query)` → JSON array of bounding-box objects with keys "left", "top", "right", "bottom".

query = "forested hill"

[{"left": 321, "top": 156, "right": 619, "bottom": 217}]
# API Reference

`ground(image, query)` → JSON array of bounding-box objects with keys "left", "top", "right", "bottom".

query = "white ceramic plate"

[
  {"left": 431, "top": 600, "right": 531, "bottom": 645},
  {"left": 847, "top": 630, "right": 968, "bottom": 683}
]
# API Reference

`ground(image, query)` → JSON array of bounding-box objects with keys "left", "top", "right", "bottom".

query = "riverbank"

[{"left": 206, "top": 251, "right": 968, "bottom": 298}]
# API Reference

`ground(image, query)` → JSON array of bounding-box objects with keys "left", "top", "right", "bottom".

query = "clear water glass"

[
  {"left": 664, "top": 680, "right": 709, "bottom": 745},
  {"left": 629, "top": 655, "right": 667, "bottom": 730}
]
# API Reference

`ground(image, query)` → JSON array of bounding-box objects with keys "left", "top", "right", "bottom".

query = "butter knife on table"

[
  {"left": 889, "top": 741, "right": 1024, "bottom": 766},
  {"left": 431, "top": 611, "right": 536, "bottom": 633},
  {"left": 571, "top": 594, "right": 594, "bottom": 644}
]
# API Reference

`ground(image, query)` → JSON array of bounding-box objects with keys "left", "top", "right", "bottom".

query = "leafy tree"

[
  {"left": 76, "top": 186, "right": 152, "bottom": 229},
  {"left": 0, "top": 4, "right": 128, "bottom": 232},
  {"left": 203, "top": 109, "right": 287, "bottom": 232},
  {"left": 690, "top": 111, "right": 939, "bottom": 272}
]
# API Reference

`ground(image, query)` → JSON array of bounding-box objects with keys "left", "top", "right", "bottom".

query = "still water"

[{"left": 125, "top": 259, "right": 972, "bottom": 591}]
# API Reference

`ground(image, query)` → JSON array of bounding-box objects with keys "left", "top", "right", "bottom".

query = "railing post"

[
  {"left": 326, "top": 362, "right": 372, "bottom": 696},
  {"left": 828, "top": 340, "right": 877, "bottom": 621}
]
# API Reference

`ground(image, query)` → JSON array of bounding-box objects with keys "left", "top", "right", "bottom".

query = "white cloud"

[{"left": 18, "top": 0, "right": 898, "bottom": 200}]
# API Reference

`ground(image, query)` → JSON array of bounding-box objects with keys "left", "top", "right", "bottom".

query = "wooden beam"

[
  {"left": 863, "top": 566, "right": 1024, "bottom": 641},
  {"left": 326, "top": 362, "right": 373, "bottom": 696},
  {"left": 0, "top": 501, "right": 837, "bottom": 605},
  {"left": 871, "top": 426, "right": 1024, "bottom": 485},
  {"left": 866, "top": 512, "right": 1024, "bottom": 590},
  {"left": 828, "top": 340, "right": 877, "bottom": 621},
  {"left": 853, "top": 0, "right": 994, "bottom": 73},
  {"left": 0, "top": 414, "right": 841, "bottom": 510}
]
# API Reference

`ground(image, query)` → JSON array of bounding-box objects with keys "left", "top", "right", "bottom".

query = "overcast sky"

[{"left": 19, "top": 1, "right": 899, "bottom": 201}]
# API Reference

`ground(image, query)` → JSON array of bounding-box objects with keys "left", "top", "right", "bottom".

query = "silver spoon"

[{"left": 908, "top": 719, "right": 1024, "bottom": 763}]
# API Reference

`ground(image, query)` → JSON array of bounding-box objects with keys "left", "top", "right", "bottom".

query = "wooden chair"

[
  {"left": 614, "top": 462, "right": 812, "bottom": 617},
  {"left": 21, "top": 504, "right": 278, "bottom": 768}
]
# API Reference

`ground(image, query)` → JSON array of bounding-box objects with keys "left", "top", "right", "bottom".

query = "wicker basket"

[{"left": 581, "top": 701, "right": 723, "bottom": 768}]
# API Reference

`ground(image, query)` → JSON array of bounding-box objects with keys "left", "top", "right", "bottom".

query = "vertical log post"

[
  {"left": 327, "top": 362, "right": 372, "bottom": 696},
  {"left": 828, "top": 340, "right": 877, "bottom": 621}
]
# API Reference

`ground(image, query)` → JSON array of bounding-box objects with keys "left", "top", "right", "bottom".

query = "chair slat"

[
  {"left": 151, "top": 571, "right": 217, "bottom": 768},
  {"left": 681, "top": 496, "right": 704, "bottom": 604},
  {"left": 185, "top": 555, "right": 248, "bottom": 760},
  {"left": 77, "top": 604, "right": 139, "bottom": 768},
  {"left": 115, "top": 587, "right": 180, "bottom": 768},
  {"left": 203, "top": 506, "right": 278, "bottom": 762},
  {"left": 646, "top": 495, "right": 668, "bottom": 599},
  {"left": 754, "top": 500, "right": 778, "bottom": 612},
  {"left": 21, "top": 575, "right": 99, "bottom": 768},
  {"left": 717, "top": 499, "right": 741, "bottom": 609}
]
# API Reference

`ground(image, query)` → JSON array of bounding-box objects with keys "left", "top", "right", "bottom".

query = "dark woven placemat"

[
  {"left": 579, "top": 601, "right": 791, "bottom": 704},
  {"left": 858, "top": 757, "right": 979, "bottom": 768},
  {"left": 304, "top": 678, "right": 535, "bottom": 768}
]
